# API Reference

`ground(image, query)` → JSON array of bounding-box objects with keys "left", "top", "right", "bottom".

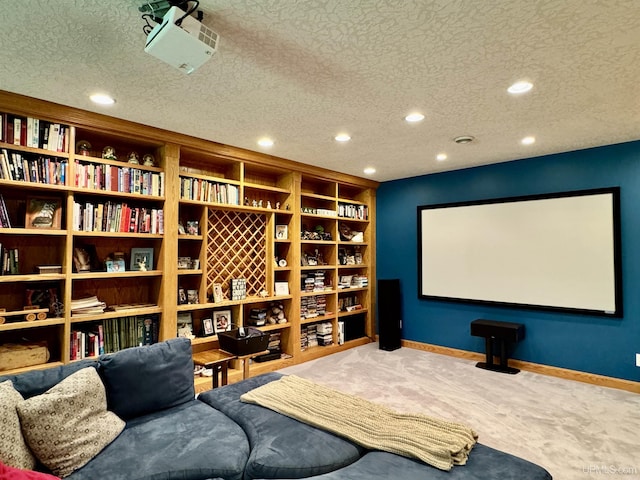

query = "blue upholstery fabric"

[
  {"left": 0, "top": 360, "right": 97, "bottom": 399},
  {"left": 198, "top": 373, "right": 365, "bottom": 479},
  {"left": 257, "top": 447, "right": 552, "bottom": 480},
  {"left": 99, "top": 338, "right": 195, "bottom": 420},
  {"left": 67, "top": 400, "right": 249, "bottom": 480}
]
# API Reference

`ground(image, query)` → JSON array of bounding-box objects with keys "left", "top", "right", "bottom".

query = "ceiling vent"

[{"left": 453, "top": 135, "right": 475, "bottom": 144}]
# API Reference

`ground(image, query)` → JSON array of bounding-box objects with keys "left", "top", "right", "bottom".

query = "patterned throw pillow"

[
  {"left": 16, "top": 367, "right": 124, "bottom": 478},
  {"left": 0, "top": 381, "right": 36, "bottom": 470}
]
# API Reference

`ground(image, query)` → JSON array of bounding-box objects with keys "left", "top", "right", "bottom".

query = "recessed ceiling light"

[
  {"left": 508, "top": 81, "right": 533, "bottom": 94},
  {"left": 257, "top": 137, "right": 274, "bottom": 147},
  {"left": 363, "top": 167, "right": 376, "bottom": 175},
  {"left": 436, "top": 153, "right": 448, "bottom": 161},
  {"left": 335, "top": 133, "right": 351, "bottom": 142},
  {"left": 405, "top": 113, "right": 425, "bottom": 123},
  {"left": 89, "top": 93, "right": 115, "bottom": 105},
  {"left": 521, "top": 136, "right": 536, "bottom": 145}
]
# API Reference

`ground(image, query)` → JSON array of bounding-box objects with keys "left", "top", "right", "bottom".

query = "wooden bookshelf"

[{"left": 0, "top": 89, "right": 378, "bottom": 381}]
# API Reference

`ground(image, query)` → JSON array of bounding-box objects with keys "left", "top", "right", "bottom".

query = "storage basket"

[{"left": 218, "top": 327, "right": 269, "bottom": 356}]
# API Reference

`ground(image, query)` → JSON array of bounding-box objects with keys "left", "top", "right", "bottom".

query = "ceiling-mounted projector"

[{"left": 144, "top": 6, "right": 219, "bottom": 74}]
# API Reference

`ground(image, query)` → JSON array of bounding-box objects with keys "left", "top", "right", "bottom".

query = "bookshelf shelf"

[{"left": 0, "top": 317, "right": 65, "bottom": 332}]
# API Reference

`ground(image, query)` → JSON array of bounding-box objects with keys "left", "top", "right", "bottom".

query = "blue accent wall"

[{"left": 376, "top": 140, "right": 640, "bottom": 381}]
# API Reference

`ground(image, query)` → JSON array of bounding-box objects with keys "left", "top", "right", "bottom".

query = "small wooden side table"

[
  {"left": 223, "top": 350, "right": 270, "bottom": 380},
  {"left": 193, "top": 350, "right": 236, "bottom": 389}
]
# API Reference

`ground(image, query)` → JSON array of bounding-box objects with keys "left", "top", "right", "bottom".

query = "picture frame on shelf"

[
  {"left": 178, "top": 287, "right": 187, "bottom": 305},
  {"left": 73, "top": 244, "right": 98, "bottom": 273},
  {"left": 274, "top": 281, "right": 289, "bottom": 296},
  {"left": 212, "top": 283, "right": 224, "bottom": 303},
  {"left": 213, "top": 310, "right": 232, "bottom": 334},
  {"left": 177, "top": 312, "right": 194, "bottom": 339},
  {"left": 275, "top": 225, "right": 288, "bottom": 239},
  {"left": 187, "top": 289, "right": 199, "bottom": 304},
  {"left": 130, "top": 247, "right": 154, "bottom": 271},
  {"left": 105, "top": 259, "right": 126, "bottom": 272},
  {"left": 25, "top": 196, "right": 62, "bottom": 229},
  {"left": 186, "top": 220, "right": 199, "bottom": 235},
  {"left": 202, "top": 318, "right": 215, "bottom": 336},
  {"left": 177, "top": 256, "right": 192, "bottom": 269}
]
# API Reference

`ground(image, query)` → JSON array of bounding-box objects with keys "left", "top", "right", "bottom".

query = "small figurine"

[
  {"left": 275, "top": 201, "right": 280, "bottom": 210},
  {"left": 102, "top": 146, "right": 117, "bottom": 160},
  {"left": 267, "top": 201, "right": 272, "bottom": 209},
  {"left": 258, "top": 200, "right": 263, "bottom": 208},
  {"left": 137, "top": 257, "right": 147, "bottom": 272},
  {"left": 142, "top": 153, "right": 155, "bottom": 167},
  {"left": 252, "top": 199, "right": 258, "bottom": 207},
  {"left": 244, "top": 196, "right": 249, "bottom": 206},
  {"left": 76, "top": 140, "right": 91, "bottom": 156},
  {"left": 127, "top": 151, "right": 140, "bottom": 164},
  {"left": 285, "top": 204, "right": 291, "bottom": 211}
]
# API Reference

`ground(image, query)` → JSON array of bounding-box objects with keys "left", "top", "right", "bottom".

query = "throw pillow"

[
  {"left": 98, "top": 337, "right": 194, "bottom": 420},
  {"left": 0, "top": 460, "right": 60, "bottom": 479},
  {"left": 0, "top": 381, "right": 36, "bottom": 470},
  {"left": 16, "top": 367, "right": 124, "bottom": 478}
]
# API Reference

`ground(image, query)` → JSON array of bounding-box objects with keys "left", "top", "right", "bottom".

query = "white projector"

[{"left": 144, "top": 6, "right": 219, "bottom": 74}]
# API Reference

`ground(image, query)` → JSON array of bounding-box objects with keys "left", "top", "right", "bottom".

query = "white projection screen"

[{"left": 418, "top": 188, "right": 622, "bottom": 317}]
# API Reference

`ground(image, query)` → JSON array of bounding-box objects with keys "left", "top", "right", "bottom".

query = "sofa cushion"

[
  {"left": 98, "top": 338, "right": 194, "bottom": 420},
  {"left": 16, "top": 367, "right": 125, "bottom": 478},
  {"left": 260, "top": 447, "right": 551, "bottom": 480},
  {"left": 0, "top": 381, "right": 36, "bottom": 470},
  {"left": 0, "top": 360, "right": 97, "bottom": 400},
  {"left": 66, "top": 400, "right": 250, "bottom": 480},
  {"left": 198, "top": 373, "right": 364, "bottom": 479}
]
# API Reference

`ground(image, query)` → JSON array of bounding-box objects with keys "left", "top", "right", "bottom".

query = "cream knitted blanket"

[{"left": 240, "top": 375, "right": 477, "bottom": 471}]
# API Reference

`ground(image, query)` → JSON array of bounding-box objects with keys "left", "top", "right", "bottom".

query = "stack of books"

[
  {"left": 70, "top": 296, "right": 106, "bottom": 316},
  {"left": 317, "top": 322, "right": 333, "bottom": 346}
]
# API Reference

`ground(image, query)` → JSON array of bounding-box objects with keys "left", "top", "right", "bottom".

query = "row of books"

[
  {"left": 0, "top": 195, "right": 11, "bottom": 228},
  {"left": 75, "top": 161, "right": 165, "bottom": 197},
  {"left": 180, "top": 176, "right": 240, "bottom": 205},
  {"left": 69, "top": 314, "right": 160, "bottom": 359},
  {"left": 0, "top": 113, "right": 70, "bottom": 153},
  {"left": 338, "top": 202, "right": 369, "bottom": 220},
  {"left": 0, "top": 244, "right": 19, "bottom": 275},
  {"left": 0, "top": 148, "right": 67, "bottom": 184},
  {"left": 72, "top": 201, "right": 164, "bottom": 234}
]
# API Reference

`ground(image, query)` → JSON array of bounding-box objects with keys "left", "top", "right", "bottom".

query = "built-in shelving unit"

[{"left": 0, "top": 90, "right": 377, "bottom": 391}]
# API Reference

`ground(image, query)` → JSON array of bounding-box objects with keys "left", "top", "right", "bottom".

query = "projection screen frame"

[{"left": 417, "top": 187, "right": 622, "bottom": 317}]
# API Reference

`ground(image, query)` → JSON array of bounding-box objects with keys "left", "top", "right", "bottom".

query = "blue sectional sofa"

[{"left": 0, "top": 338, "right": 552, "bottom": 479}]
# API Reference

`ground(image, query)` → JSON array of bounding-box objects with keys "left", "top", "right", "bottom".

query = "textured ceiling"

[{"left": 1, "top": 1, "right": 639, "bottom": 182}]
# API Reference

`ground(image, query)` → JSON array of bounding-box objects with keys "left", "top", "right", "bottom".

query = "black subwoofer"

[{"left": 378, "top": 279, "right": 402, "bottom": 351}]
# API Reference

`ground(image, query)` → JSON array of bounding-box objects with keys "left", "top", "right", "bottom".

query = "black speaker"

[{"left": 378, "top": 279, "right": 402, "bottom": 351}]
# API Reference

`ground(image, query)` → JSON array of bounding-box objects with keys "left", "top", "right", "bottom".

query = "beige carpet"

[{"left": 278, "top": 343, "right": 640, "bottom": 479}]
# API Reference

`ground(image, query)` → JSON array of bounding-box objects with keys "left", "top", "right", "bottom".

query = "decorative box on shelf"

[{"left": 218, "top": 327, "right": 269, "bottom": 356}]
